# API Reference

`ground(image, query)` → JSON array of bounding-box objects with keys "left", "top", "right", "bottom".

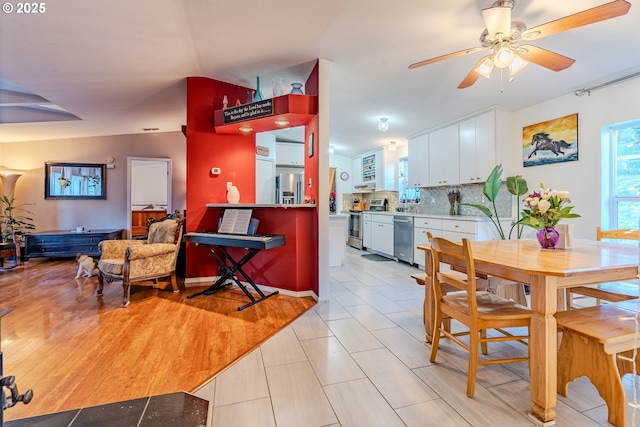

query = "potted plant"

[
  {"left": 1, "top": 195, "right": 36, "bottom": 246},
  {"left": 460, "top": 164, "right": 529, "bottom": 240}
]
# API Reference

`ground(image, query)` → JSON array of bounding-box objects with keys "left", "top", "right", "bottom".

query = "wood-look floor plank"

[{"left": 0, "top": 259, "right": 314, "bottom": 421}]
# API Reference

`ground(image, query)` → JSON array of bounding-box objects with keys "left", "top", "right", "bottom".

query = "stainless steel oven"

[{"left": 347, "top": 210, "right": 363, "bottom": 249}]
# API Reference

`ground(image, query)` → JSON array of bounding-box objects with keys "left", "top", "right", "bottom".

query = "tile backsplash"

[{"left": 343, "top": 182, "right": 514, "bottom": 218}]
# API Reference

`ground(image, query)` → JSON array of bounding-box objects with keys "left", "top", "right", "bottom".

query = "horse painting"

[
  {"left": 528, "top": 132, "right": 572, "bottom": 159},
  {"left": 523, "top": 113, "right": 578, "bottom": 167}
]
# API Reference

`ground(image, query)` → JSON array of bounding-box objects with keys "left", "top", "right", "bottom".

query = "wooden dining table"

[{"left": 417, "top": 238, "right": 639, "bottom": 425}]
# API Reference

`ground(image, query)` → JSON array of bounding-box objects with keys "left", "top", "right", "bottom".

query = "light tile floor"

[{"left": 194, "top": 247, "right": 640, "bottom": 427}]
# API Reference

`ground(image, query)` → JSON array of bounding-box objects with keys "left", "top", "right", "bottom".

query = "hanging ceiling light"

[
  {"left": 509, "top": 53, "right": 528, "bottom": 75},
  {"left": 493, "top": 42, "right": 515, "bottom": 68},
  {"left": 475, "top": 56, "right": 495, "bottom": 78},
  {"left": 378, "top": 117, "right": 389, "bottom": 131},
  {"left": 388, "top": 141, "right": 397, "bottom": 151}
]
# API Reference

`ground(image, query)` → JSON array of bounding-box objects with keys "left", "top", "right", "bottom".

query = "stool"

[{"left": 556, "top": 303, "right": 640, "bottom": 427}]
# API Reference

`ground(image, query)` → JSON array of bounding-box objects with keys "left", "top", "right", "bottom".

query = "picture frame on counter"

[{"left": 308, "top": 133, "right": 314, "bottom": 158}]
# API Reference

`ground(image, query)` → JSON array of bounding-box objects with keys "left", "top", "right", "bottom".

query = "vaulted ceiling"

[{"left": 1, "top": 0, "right": 639, "bottom": 157}]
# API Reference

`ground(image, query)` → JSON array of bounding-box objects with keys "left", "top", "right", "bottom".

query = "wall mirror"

[{"left": 45, "top": 162, "right": 106, "bottom": 199}]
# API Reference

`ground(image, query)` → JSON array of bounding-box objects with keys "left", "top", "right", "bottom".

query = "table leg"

[{"left": 528, "top": 275, "right": 558, "bottom": 424}]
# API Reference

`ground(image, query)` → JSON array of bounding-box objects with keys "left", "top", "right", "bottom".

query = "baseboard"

[{"left": 183, "top": 276, "right": 318, "bottom": 301}]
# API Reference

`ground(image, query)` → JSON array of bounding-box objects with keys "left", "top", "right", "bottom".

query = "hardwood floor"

[{"left": 0, "top": 258, "right": 315, "bottom": 421}]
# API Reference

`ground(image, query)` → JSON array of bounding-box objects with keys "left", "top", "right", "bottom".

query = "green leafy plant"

[
  {"left": 460, "top": 164, "right": 529, "bottom": 240},
  {"left": 1, "top": 196, "right": 36, "bottom": 245}
]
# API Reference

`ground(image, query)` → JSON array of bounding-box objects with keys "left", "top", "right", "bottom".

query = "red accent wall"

[{"left": 185, "top": 71, "right": 320, "bottom": 296}]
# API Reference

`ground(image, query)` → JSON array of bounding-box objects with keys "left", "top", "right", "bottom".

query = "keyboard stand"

[{"left": 185, "top": 233, "right": 283, "bottom": 311}]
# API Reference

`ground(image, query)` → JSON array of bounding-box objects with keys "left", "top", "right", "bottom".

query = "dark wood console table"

[{"left": 24, "top": 229, "right": 122, "bottom": 260}]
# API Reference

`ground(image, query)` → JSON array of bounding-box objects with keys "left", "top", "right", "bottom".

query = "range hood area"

[{"left": 354, "top": 182, "right": 375, "bottom": 192}]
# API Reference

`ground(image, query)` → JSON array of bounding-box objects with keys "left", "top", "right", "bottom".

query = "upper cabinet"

[
  {"left": 459, "top": 111, "right": 495, "bottom": 184},
  {"left": 407, "top": 107, "right": 514, "bottom": 188},
  {"left": 408, "top": 133, "right": 429, "bottom": 188},
  {"left": 429, "top": 123, "right": 459, "bottom": 186},
  {"left": 352, "top": 148, "right": 397, "bottom": 191},
  {"left": 276, "top": 142, "right": 304, "bottom": 167}
]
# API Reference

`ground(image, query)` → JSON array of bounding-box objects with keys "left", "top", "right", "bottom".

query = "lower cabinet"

[
  {"left": 441, "top": 219, "right": 477, "bottom": 242},
  {"left": 413, "top": 217, "right": 442, "bottom": 268},
  {"left": 362, "top": 213, "right": 372, "bottom": 249},
  {"left": 25, "top": 229, "right": 122, "bottom": 259},
  {"left": 369, "top": 214, "right": 394, "bottom": 256}
]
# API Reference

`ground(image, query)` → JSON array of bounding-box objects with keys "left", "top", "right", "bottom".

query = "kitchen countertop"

[{"left": 360, "top": 211, "right": 514, "bottom": 221}]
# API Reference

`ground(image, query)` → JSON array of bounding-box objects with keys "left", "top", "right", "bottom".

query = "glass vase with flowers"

[{"left": 515, "top": 184, "right": 580, "bottom": 248}]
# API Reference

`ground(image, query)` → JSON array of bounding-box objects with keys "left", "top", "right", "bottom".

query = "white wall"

[
  {"left": 0, "top": 131, "right": 186, "bottom": 233},
  {"left": 513, "top": 76, "right": 640, "bottom": 239},
  {"left": 330, "top": 153, "right": 352, "bottom": 212}
]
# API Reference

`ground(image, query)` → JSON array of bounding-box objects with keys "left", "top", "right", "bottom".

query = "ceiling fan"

[{"left": 409, "top": 0, "right": 631, "bottom": 88}]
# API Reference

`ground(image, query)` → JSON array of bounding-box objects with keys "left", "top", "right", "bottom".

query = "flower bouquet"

[{"left": 515, "top": 184, "right": 580, "bottom": 248}]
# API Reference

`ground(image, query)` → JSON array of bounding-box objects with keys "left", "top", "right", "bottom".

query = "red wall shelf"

[{"left": 213, "top": 94, "right": 318, "bottom": 135}]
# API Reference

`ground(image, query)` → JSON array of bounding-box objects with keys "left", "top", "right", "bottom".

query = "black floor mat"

[{"left": 361, "top": 253, "right": 393, "bottom": 261}]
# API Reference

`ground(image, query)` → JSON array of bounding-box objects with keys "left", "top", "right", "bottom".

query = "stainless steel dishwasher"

[{"left": 393, "top": 215, "right": 414, "bottom": 265}]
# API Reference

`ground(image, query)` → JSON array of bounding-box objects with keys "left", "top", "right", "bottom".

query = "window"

[{"left": 610, "top": 121, "right": 640, "bottom": 229}]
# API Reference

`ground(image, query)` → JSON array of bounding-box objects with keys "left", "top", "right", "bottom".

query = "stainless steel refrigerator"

[{"left": 275, "top": 173, "right": 304, "bottom": 204}]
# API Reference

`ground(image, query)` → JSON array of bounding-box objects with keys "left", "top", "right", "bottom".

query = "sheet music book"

[{"left": 219, "top": 209, "right": 253, "bottom": 234}]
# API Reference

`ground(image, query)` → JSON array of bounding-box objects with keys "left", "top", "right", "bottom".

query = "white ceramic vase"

[{"left": 227, "top": 185, "right": 240, "bottom": 204}]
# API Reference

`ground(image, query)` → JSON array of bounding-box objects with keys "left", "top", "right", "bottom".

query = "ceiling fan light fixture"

[
  {"left": 475, "top": 56, "right": 495, "bottom": 78},
  {"left": 378, "top": 117, "right": 389, "bottom": 131},
  {"left": 494, "top": 43, "right": 515, "bottom": 68},
  {"left": 509, "top": 54, "right": 528, "bottom": 75}
]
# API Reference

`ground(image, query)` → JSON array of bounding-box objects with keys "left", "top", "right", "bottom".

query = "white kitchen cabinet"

[
  {"left": 413, "top": 217, "right": 442, "bottom": 267},
  {"left": 276, "top": 142, "right": 304, "bottom": 167},
  {"left": 362, "top": 213, "right": 372, "bottom": 249},
  {"left": 408, "top": 133, "right": 429, "bottom": 187},
  {"left": 441, "top": 219, "right": 477, "bottom": 242},
  {"left": 352, "top": 148, "right": 397, "bottom": 191},
  {"left": 369, "top": 214, "right": 394, "bottom": 256},
  {"left": 459, "top": 111, "right": 496, "bottom": 184},
  {"left": 429, "top": 123, "right": 459, "bottom": 186}
]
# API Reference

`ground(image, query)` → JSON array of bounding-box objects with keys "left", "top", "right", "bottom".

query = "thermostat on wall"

[{"left": 211, "top": 167, "right": 221, "bottom": 175}]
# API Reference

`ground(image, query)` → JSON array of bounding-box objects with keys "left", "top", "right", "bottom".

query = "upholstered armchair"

[{"left": 97, "top": 213, "right": 184, "bottom": 307}]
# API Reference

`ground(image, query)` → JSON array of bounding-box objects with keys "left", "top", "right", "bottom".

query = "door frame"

[{"left": 126, "top": 157, "right": 172, "bottom": 239}]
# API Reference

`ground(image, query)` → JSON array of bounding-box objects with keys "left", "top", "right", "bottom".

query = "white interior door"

[
  {"left": 256, "top": 158, "right": 275, "bottom": 204},
  {"left": 127, "top": 157, "right": 172, "bottom": 238}
]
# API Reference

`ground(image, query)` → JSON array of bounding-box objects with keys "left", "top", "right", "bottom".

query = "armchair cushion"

[
  {"left": 98, "top": 258, "right": 124, "bottom": 276},
  {"left": 99, "top": 240, "right": 145, "bottom": 259},
  {"left": 148, "top": 219, "right": 179, "bottom": 244}
]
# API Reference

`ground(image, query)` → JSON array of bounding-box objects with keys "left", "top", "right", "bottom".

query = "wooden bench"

[{"left": 556, "top": 302, "right": 640, "bottom": 427}]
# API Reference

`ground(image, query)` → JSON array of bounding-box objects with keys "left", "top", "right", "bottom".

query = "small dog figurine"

[{"left": 75, "top": 254, "right": 98, "bottom": 278}]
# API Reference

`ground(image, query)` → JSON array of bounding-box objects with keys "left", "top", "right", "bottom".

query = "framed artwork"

[
  {"left": 522, "top": 113, "right": 578, "bottom": 167},
  {"left": 308, "top": 133, "right": 314, "bottom": 157}
]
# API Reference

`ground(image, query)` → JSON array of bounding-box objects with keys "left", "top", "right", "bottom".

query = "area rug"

[{"left": 361, "top": 253, "right": 393, "bottom": 261}]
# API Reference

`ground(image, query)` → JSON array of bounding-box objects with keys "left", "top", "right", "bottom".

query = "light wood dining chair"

[
  {"left": 429, "top": 237, "right": 532, "bottom": 397},
  {"left": 566, "top": 226, "right": 639, "bottom": 309}
]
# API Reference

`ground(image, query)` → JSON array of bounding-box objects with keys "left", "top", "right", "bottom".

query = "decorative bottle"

[
  {"left": 227, "top": 185, "right": 240, "bottom": 204},
  {"left": 222, "top": 95, "right": 228, "bottom": 109},
  {"left": 254, "top": 77, "right": 263, "bottom": 101},
  {"left": 290, "top": 82, "right": 304, "bottom": 94}
]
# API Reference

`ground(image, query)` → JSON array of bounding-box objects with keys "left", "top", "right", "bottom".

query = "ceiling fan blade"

[
  {"left": 518, "top": 45, "right": 575, "bottom": 71},
  {"left": 521, "top": 0, "right": 631, "bottom": 41},
  {"left": 457, "top": 56, "right": 489, "bottom": 89},
  {"left": 408, "top": 47, "right": 483, "bottom": 69},
  {"left": 481, "top": 6, "right": 512, "bottom": 38}
]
